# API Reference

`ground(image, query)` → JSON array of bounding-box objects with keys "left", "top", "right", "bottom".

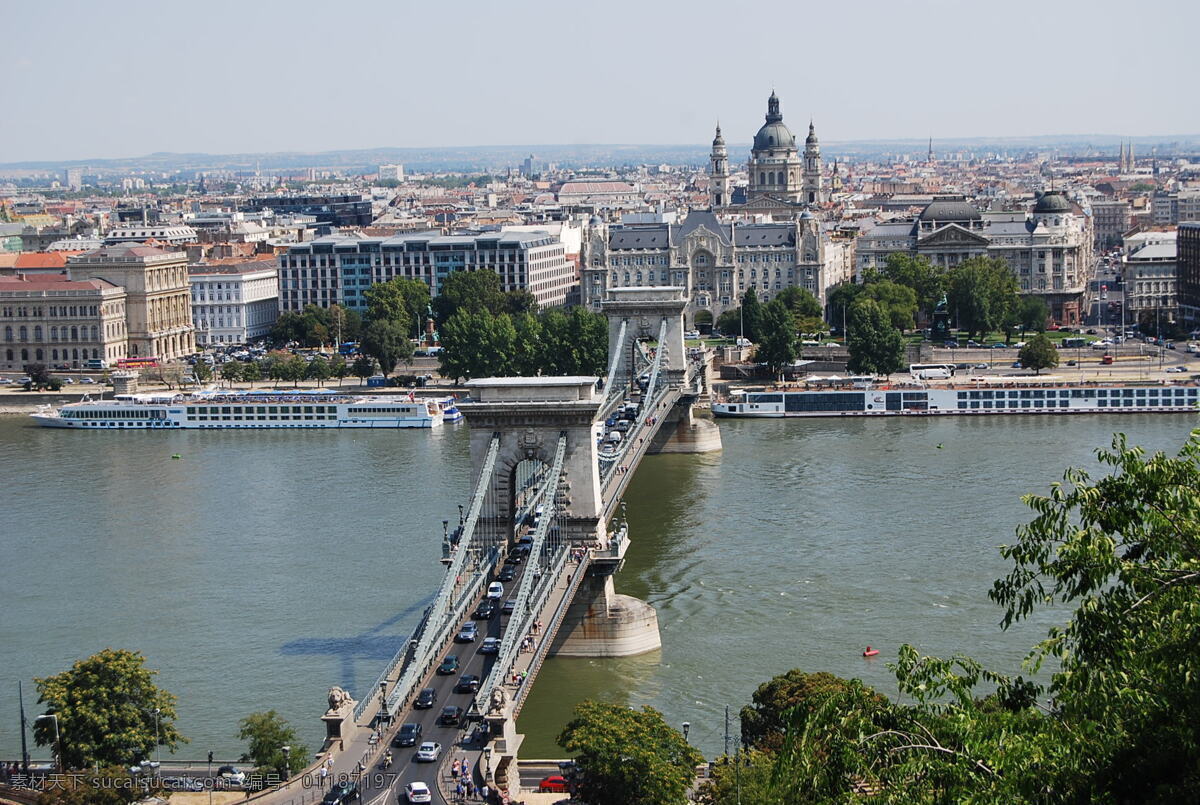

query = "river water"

[{"left": 1, "top": 413, "right": 1195, "bottom": 761}]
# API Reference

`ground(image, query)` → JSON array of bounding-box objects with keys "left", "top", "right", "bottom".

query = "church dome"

[
  {"left": 753, "top": 121, "right": 796, "bottom": 151},
  {"left": 806, "top": 122, "right": 818, "bottom": 145},
  {"left": 919, "top": 197, "right": 981, "bottom": 222},
  {"left": 1033, "top": 191, "right": 1071, "bottom": 214}
]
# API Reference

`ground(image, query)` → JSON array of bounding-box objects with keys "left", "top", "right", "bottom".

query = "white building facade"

[{"left": 189, "top": 261, "right": 279, "bottom": 345}]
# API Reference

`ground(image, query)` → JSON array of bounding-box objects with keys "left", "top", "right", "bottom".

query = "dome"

[
  {"left": 918, "top": 198, "right": 981, "bottom": 222},
  {"left": 806, "top": 122, "right": 818, "bottom": 145},
  {"left": 799, "top": 208, "right": 814, "bottom": 220},
  {"left": 753, "top": 121, "right": 796, "bottom": 151},
  {"left": 1033, "top": 191, "right": 1071, "bottom": 214}
]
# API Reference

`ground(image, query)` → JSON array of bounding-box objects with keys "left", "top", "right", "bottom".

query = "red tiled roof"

[{"left": 14, "top": 252, "right": 70, "bottom": 269}]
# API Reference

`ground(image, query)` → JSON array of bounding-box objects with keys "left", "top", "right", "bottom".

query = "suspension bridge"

[{"left": 260, "top": 287, "right": 719, "bottom": 805}]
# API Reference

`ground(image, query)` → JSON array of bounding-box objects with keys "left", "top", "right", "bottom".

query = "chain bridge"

[{"left": 264, "top": 288, "right": 719, "bottom": 805}]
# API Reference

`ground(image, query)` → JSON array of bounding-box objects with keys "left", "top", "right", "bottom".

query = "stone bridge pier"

[{"left": 461, "top": 376, "right": 660, "bottom": 657}]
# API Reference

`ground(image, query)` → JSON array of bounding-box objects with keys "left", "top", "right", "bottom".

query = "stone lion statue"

[
  {"left": 488, "top": 687, "right": 508, "bottom": 715},
  {"left": 327, "top": 686, "right": 353, "bottom": 712}
]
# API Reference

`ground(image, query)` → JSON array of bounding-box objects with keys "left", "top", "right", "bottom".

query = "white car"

[
  {"left": 414, "top": 741, "right": 441, "bottom": 762},
  {"left": 217, "top": 765, "right": 245, "bottom": 785},
  {"left": 487, "top": 581, "right": 503, "bottom": 600},
  {"left": 405, "top": 781, "right": 432, "bottom": 803}
]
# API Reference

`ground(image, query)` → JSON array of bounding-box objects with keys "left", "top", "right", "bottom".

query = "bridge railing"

[
  {"left": 366, "top": 434, "right": 502, "bottom": 720},
  {"left": 472, "top": 434, "right": 567, "bottom": 715},
  {"left": 599, "top": 318, "right": 670, "bottom": 493}
]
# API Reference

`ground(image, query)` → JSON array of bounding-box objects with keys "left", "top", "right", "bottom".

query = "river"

[{"left": 1, "top": 412, "right": 1195, "bottom": 761}]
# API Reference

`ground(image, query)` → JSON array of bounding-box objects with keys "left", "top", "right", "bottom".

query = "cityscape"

[{"left": 3, "top": 2, "right": 1200, "bottom": 804}]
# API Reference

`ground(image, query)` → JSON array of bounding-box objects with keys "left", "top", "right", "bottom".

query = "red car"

[{"left": 538, "top": 775, "right": 569, "bottom": 793}]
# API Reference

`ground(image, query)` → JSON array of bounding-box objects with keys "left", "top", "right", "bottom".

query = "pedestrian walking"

[
  {"left": 452, "top": 759, "right": 460, "bottom": 779},
  {"left": 455, "top": 781, "right": 464, "bottom": 800},
  {"left": 481, "top": 784, "right": 490, "bottom": 802}
]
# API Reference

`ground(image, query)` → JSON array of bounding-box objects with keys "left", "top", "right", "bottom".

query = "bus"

[
  {"left": 1061, "top": 337, "right": 1087, "bottom": 348},
  {"left": 909, "top": 363, "right": 955, "bottom": 380}
]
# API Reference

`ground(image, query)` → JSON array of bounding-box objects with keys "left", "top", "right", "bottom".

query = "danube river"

[{"left": 1, "top": 412, "right": 1195, "bottom": 761}]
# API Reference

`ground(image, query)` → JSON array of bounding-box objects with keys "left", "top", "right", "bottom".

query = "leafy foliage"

[
  {"left": 270, "top": 304, "right": 361, "bottom": 348},
  {"left": 846, "top": 298, "right": 905, "bottom": 376},
  {"left": 1015, "top": 295, "right": 1049, "bottom": 333},
  {"left": 363, "top": 277, "right": 428, "bottom": 336},
  {"left": 741, "top": 289, "right": 764, "bottom": 343},
  {"left": 946, "top": 257, "right": 1020, "bottom": 340},
  {"left": 237, "top": 710, "right": 310, "bottom": 777},
  {"left": 558, "top": 700, "right": 703, "bottom": 805},
  {"left": 860, "top": 280, "right": 918, "bottom": 331},
  {"left": 34, "top": 649, "right": 184, "bottom": 770},
  {"left": 877, "top": 253, "right": 947, "bottom": 319},
  {"left": 438, "top": 306, "right": 607, "bottom": 382},
  {"left": 1017, "top": 333, "right": 1059, "bottom": 374},
  {"left": 35, "top": 766, "right": 163, "bottom": 805},
  {"left": 361, "top": 319, "right": 413, "bottom": 377},
  {"left": 351, "top": 354, "right": 377, "bottom": 382},
  {"left": 754, "top": 299, "right": 798, "bottom": 376}
]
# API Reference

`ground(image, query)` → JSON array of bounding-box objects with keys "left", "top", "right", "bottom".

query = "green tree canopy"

[
  {"left": 741, "top": 289, "right": 764, "bottom": 343},
  {"left": 361, "top": 319, "right": 414, "bottom": 377},
  {"left": 219, "top": 360, "right": 242, "bottom": 387},
  {"left": 754, "top": 299, "right": 798, "bottom": 377},
  {"left": 34, "top": 648, "right": 184, "bottom": 770},
  {"left": 947, "top": 256, "right": 1020, "bottom": 340},
  {"left": 510, "top": 311, "right": 544, "bottom": 376},
  {"left": 846, "top": 298, "right": 905, "bottom": 376},
  {"left": 825, "top": 282, "right": 864, "bottom": 333},
  {"left": 437, "top": 310, "right": 517, "bottom": 382},
  {"left": 351, "top": 355, "right": 377, "bottom": 383},
  {"left": 1015, "top": 295, "right": 1049, "bottom": 332},
  {"left": 740, "top": 670, "right": 876, "bottom": 753},
  {"left": 363, "top": 277, "right": 428, "bottom": 336},
  {"left": 329, "top": 354, "right": 349, "bottom": 386},
  {"left": 775, "top": 286, "right": 823, "bottom": 321},
  {"left": 503, "top": 289, "right": 539, "bottom": 316},
  {"left": 432, "top": 269, "right": 505, "bottom": 323},
  {"left": 192, "top": 359, "right": 212, "bottom": 384},
  {"left": 241, "top": 360, "right": 262, "bottom": 387},
  {"left": 237, "top": 710, "right": 310, "bottom": 778},
  {"left": 306, "top": 354, "right": 331, "bottom": 386},
  {"left": 1017, "top": 333, "right": 1059, "bottom": 374},
  {"left": 558, "top": 700, "right": 703, "bottom": 805},
  {"left": 878, "top": 253, "right": 947, "bottom": 319},
  {"left": 860, "top": 280, "right": 919, "bottom": 332}
]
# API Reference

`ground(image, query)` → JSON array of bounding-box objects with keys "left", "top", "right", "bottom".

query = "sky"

[{"left": 3, "top": 0, "right": 1199, "bottom": 163}]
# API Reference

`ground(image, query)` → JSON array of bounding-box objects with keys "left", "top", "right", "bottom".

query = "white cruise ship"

[{"left": 31, "top": 390, "right": 445, "bottom": 430}]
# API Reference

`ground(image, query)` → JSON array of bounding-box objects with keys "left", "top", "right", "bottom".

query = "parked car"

[
  {"left": 438, "top": 705, "right": 463, "bottom": 726},
  {"left": 414, "top": 742, "right": 441, "bottom": 763},
  {"left": 539, "top": 775, "right": 570, "bottom": 793},
  {"left": 80, "top": 377, "right": 97, "bottom": 384},
  {"left": 455, "top": 674, "right": 480, "bottom": 694},
  {"left": 455, "top": 622, "right": 479, "bottom": 642},
  {"left": 480, "top": 637, "right": 501, "bottom": 655},
  {"left": 393, "top": 722, "right": 422, "bottom": 747},
  {"left": 414, "top": 688, "right": 437, "bottom": 709},
  {"left": 60, "top": 376, "right": 76, "bottom": 384},
  {"left": 1011, "top": 361, "right": 1023, "bottom": 369},
  {"left": 1167, "top": 366, "right": 1188, "bottom": 373},
  {"left": 437, "top": 655, "right": 460, "bottom": 675},
  {"left": 404, "top": 782, "right": 432, "bottom": 804},
  {"left": 1066, "top": 360, "right": 1077, "bottom": 366}
]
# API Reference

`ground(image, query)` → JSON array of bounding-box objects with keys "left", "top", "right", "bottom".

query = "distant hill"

[{"left": 3, "top": 134, "right": 1200, "bottom": 175}]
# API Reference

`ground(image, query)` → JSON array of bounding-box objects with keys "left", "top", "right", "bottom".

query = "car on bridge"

[
  {"left": 414, "top": 688, "right": 437, "bottom": 709},
  {"left": 438, "top": 705, "right": 464, "bottom": 726},
  {"left": 404, "top": 781, "right": 432, "bottom": 803},
  {"left": 321, "top": 781, "right": 359, "bottom": 805},
  {"left": 487, "top": 581, "right": 504, "bottom": 599},
  {"left": 414, "top": 742, "right": 441, "bottom": 763},
  {"left": 393, "top": 722, "right": 422, "bottom": 747},
  {"left": 497, "top": 565, "right": 516, "bottom": 582},
  {"left": 480, "top": 637, "right": 501, "bottom": 655},
  {"left": 437, "top": 655, "right": 460, "bottom": 675},
  {"left": 455, "top": 674, "right": 480, "bottom": 694},
  {"left": 503, "top": 599, "right": 517, "bottom": 615},
  {"left": 455, "top": 622, "right": 479, "bottom": 642},
  {"left": 473, "top": 600, "right": 498, "bottom": 619}
]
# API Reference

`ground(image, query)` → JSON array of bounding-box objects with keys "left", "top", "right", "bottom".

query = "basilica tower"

[
  {"left": 747, "top": 92, "right": 803, "bottom": 203},
  {"left": 802, "top": 121, "right": 825, "bottom": 204},
  {"left": 708, "top": 123, "right": 730, "bottom": 208}
]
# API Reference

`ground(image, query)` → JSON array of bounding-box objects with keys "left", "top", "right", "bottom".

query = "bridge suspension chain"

[
  {"left": 369, "top": 434, "right": 503, "bottom": 720},
  {"left": 472, "top": 433, "right": 568, "bottom": 716},
  {"left": 598, "top": 317, "right": 670, "bottom": 490}
]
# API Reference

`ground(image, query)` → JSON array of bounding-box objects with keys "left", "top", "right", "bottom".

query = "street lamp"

[
  {"left": 154, "top": 708, "right": 161, "bottom": 768},
  {"left": 36, "top": 714, "right": 61, "bottom": 772},
  {"left": 280, "top": 745, "right": 290, "bottom": 781},
  {"left": 681, "top": 722, "right": 691, "bottom": 743}
]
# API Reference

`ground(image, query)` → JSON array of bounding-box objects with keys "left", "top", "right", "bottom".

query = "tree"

[
  {"left": 219, "top": 360, "right": 242, "bottom": 388},
  {"left": 1017, "top": 333, "right": 1059, "bottom": 374},
  {"left": 715, "top": 306, "right": 743, "bottom": 337},
  {"left": 946, "top": 257, "right": 1019, "bottom": 340},
  {"left": 775, "top": 286, "right": 822, "bottom": 321},
  {"left": 34, "top": 649, "right": 184, "bottom": 770},
  {"left": 306, "top": 354, "right": 331, "bottom": 387},
  {"left": 558, "top": 700, "right": 703, "bottom": 805},
  {"left": 825, "top": 282, "right": 863, "bottom": 334},
  {"left": 329, "top": 355, "right": 349, "bottom": 386},
  {"left": 754, "top": 299, "right": 798, "bottom": 377},
  {"left": 438, "top": 310, "right": 515, "bottom": 382},
  {"left": 503, "top": 289, "right": 539, "bottom": 316},
  {"left": 741, "top": 289, "right": 763, "bottom": 343},
  {"left": 879, "top": 253, "right": 947, "bottom": 319},
  {"left": 846, "top": 298, "right": 905, "bottom": 377},
  {"left": 364, "top": 277, "right": 428, "bottom": 336},
  {"left": 1016, "top": 295, "right": 1049, "bottom": 332},
  {"left": 432, "top": 269, "right": 505, "bottom": 323},
  {"left": 361, "top": 319, "right": 413, "bottom": 378},
  {"left": 237, "top": 711, "right": 310, "bottom": 779},
  {"left": 35, "top": 767, "right": 163, "bottom": 805},
  {"left": 510, "top": 311, "right": 544, "bottom": 376},
  {"left": 861, "top": 280, "right": 918, "bottom": 332},
  {"left": 192, "top": 359, "right": 212, "bottom": 384},
  {"left": 283, "top": 355, "right": 307, "bottom": 388},
  {"left": 241, "top": 361, "right": 262, "bottom": 388},
  {"left": 262, "top": 351, "right": 291, "bottom": 388},
  {"left": 988, "top": 431, "right": 1200, "bottom": 799},
  {"left": 352, "top": 355, "right": 377, "bottom": 384},
  {"left": 740, "top": 670, "right": 875, "bottom": 753},
  {"left": 566, "top": 306, "right": 609, "bottom": 375},
  {"left": 23, "top": 363, "right": 53, "bottom": 390}
]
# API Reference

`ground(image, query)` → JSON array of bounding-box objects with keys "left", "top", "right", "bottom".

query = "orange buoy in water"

[{"left": 862, "top": 646, "right": 879, "bottom": 657}]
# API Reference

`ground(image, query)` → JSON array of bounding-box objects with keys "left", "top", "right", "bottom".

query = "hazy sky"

[{"left": 4, "top": 0, "right": 1198, "bottom": 162}]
